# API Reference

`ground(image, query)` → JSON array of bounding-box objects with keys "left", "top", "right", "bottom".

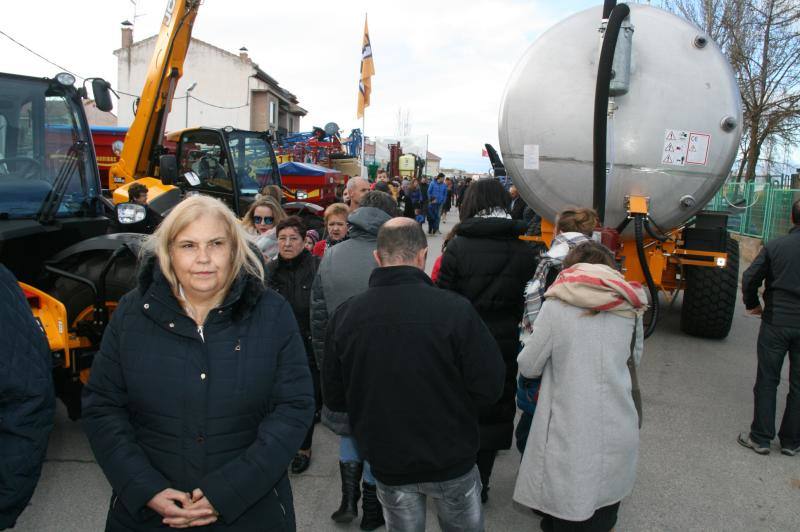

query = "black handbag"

[{"left": 627, "top": 319, "right": 643, "bottom": 429}]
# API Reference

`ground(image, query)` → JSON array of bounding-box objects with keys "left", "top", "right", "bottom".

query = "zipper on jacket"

[
  {"left": 275, "top": 488, "right": 286, "bottom": 517},
  {"left": 197, "top": 325, "right": 205, "bottom": 342}
]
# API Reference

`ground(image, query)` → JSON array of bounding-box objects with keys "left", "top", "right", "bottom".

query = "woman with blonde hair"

[
  {"left": 243, "top": 196, "right": 286, "bottom": 260},
  {"left": 83, "top": 194, "right": 314, "bottom": 531}
]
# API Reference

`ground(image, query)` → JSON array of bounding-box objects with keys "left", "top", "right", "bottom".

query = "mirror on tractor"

[
  {"left": 159, "top": 154, "right": 178, "bottom": 185},
  {"left": 92, "top": 79, "right": 114, "bottom": 112},
  {"left": 116, "top": 202, "right": 146, "bottom": 224}
]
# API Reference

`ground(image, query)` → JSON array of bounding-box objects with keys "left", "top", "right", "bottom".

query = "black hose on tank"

[
  {"left": 644, "top": 218, "right": 670, "bottom": 242},
  {"left": 634, "top": 214, "right": 659, "bottom": 338},
  {"left": 593, "top": 3, "right": 630, "bottom": 225},
  {"left": 603, "top": 0, "right": 617, "bottom": 19}
]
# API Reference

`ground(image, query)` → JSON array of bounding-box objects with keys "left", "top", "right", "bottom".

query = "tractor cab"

[{"left": 163, "top": 127, "right": 281, "bottom": 216}]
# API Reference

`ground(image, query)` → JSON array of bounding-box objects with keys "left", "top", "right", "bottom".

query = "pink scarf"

[{"left": 545, "top": 263, "right": 649, "bottom": 318}]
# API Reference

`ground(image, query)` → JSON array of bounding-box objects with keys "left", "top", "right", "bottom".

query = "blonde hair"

[
  {"left": 556, "top": 207, "right": 598, "bottom": 236},
  {"left": 242, "top": 196, "right": 286, "bottom": 231},
  {"left": 324, "top": 202, "right": 350, "bottom": 223},
  {"left": 260, "top": 184, "right": 284, "bottom": 204},
  {"left": 143, "top": 195, "right": 265, "bottom": 294}
]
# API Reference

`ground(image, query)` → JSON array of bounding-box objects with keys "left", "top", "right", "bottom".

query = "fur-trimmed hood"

[{"left": 136, "top": 253, "right": 266, "bottom": 323}]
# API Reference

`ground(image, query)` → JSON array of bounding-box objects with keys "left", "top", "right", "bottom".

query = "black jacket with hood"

[
  {"left": 0, "top": 265, "right": 55, "bottom": 530},
  {"left": 437, "top": 216, "right": 538, "bottom": 450},
  {"left": 82, "top": 256, "right": 314, "bottom": 531},
  {"left": 267, "top": 249, "right": 320, "bottom": 362}
]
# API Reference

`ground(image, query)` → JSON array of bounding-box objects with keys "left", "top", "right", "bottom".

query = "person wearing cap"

[{"left": 304, "top": 229, "right": 320, "bottom": 252}]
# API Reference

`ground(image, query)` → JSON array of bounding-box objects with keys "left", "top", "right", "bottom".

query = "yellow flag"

[{"left": 357, "top": 15, "right": 374, "bottom": 119}]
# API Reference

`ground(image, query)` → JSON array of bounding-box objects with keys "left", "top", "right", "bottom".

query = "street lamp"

[{"left": 185, "top": 81, "right": 197, "bottom": 127}]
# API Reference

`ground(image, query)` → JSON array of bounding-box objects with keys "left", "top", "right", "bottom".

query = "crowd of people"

[{"left": 2, "top": 173, "right": 798, "bottom": 532}]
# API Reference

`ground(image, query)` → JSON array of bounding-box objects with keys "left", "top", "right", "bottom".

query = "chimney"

[
  {"left": 121, "top": 20, "right": 133, "bottom": 48},
  {"left": 239, "top": 46, "right": 249, "bottom": 62}
]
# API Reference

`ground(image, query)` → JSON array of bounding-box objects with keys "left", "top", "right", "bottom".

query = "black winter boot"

[
  {"left": 476, "top": 449, "right": 497, "bottom": 504},
  {"left": 360, "top": 482, "right": 385, "bottom": 531},
  {"left": 331, "top": 461, "right": 362, "bottom": 523}
]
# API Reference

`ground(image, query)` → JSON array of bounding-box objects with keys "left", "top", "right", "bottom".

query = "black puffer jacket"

[
  {"left": 266, "top": 250, "right": 320, "bottom": 360},
  {"left": 437, "top": 217, "right": 537, "bottom": 450},
  {"left": 0, "top": 265, "right": 55, "bottom": 530},
  {"left": 82, "top": 257, "right": 314, "bottom": 531}
]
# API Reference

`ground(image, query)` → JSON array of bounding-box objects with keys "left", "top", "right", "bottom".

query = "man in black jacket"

[
  {"left": 508, "top": 185, "right": 526, "bottom": 221},
  {"left": 738, "top": 199, "right": 800, "bottom": 456},
  {"left": 323, "top": 218, "right": 505, "bottom": 531},
  {"left": 0, "top": 265, "right": 55, "bottom": 530}
]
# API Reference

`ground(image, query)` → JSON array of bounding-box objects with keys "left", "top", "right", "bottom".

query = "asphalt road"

[{"left": 13, "top": 220, "right": 800, "bottom": 531}]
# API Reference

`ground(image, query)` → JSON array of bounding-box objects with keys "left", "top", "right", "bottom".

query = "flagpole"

[
  {"left": 361, "top": 12, "right": 367, "bottom": 180},
  {"left": 362, "top": 112, "right": 366, "bottom": 179}
]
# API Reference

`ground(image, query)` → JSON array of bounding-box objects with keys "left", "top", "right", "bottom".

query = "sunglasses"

[{"left": 253, "top": 216, "right": 274, "bottom": 225}]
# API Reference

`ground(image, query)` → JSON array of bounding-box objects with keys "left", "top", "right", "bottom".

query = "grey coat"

[
  {"left": 513, "top": 299, "right": 643, "bottom": 521},
  {"left": 310, "top": 207, "right": 391, "bottom": 433}
]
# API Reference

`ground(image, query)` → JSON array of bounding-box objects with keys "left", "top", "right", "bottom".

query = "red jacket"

[{"left": 312, "top": 240, "right": 327, "bottom": 257}]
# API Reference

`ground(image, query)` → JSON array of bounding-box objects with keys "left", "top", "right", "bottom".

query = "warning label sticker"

[
  {"left": 686, "top": 133, "right": 711, "bottom": 165},
  {"left": 662, "top": 129, "right": 710, "bottom": 167},
  {"left": 523, "top": 144, "right": 540, "bottom": 170}
]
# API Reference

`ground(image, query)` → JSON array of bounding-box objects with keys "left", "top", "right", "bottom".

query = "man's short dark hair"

[
  {"left": 128, "top": 183, "right": 148, "bottom": 201},
  {"left": 793, "top": 198, "right": 800, "bottom": 225},
  {"left": 377, "top": 221, "right": 427, "bottom": 264},
  {"left": 359, "top": 190, "right": 398, "bottom": 217}
]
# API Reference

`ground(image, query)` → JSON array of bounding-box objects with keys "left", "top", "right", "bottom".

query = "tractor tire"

[
  {"left": 51, "top": 250, "right": 138, "bottom": 419},
  {"left": 680, "top": 237, "right": 740, "bottom": 339}
]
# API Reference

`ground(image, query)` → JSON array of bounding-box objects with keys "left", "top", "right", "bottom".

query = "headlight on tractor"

[
  {"left": 296, "top": 190, "right": 308, "bottom": 200},
  {"left": 55, "top": 72, "right": 76, "bottom": 86},
  {"left": 116, "top": 202, "right": 146, "bottom": 224}
]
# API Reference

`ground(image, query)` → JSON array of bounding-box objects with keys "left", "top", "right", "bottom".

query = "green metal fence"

[{"left": 707, "top": 183, "right": 799, "bottom": 242}]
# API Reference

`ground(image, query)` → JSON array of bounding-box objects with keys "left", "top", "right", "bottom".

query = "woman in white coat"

[{"left": 514, "top": 241, "right": 646, "bottom": 532}]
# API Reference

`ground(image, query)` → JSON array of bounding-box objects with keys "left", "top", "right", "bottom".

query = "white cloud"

[{"left": 1, "top": 0, "right": 600, "bottom": 171}]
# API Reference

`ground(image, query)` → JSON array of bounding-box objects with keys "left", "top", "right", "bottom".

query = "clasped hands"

[{"left": 148, "top": 488, "right": 218, "bottom": 528}]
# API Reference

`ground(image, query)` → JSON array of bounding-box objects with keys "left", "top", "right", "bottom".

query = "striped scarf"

[{"left": 545, "top": 263, "right": 649, "bottom": 318}]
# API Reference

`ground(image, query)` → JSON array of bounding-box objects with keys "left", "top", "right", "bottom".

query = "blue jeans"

[
  {"left": 427, "top": 203, "right": 441, "bottom": 233},
  {"left": 515, "top": 412, "right": 534, "bottom": 455},
  {"left": 339, "top": 436, "right": 376, "bottom": 485},
  {"left": 376, "top": 466, "right": 484, "bottom": 532}
]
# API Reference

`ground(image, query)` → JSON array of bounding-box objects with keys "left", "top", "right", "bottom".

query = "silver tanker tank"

[{"left": 499, "top": 4, "right": 742, "bottom": 231}]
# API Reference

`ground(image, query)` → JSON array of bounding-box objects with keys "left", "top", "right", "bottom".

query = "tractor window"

[
  {"left": 16, "top": 101, "right": 34, "bottom": 158},
  {"left": 178, "top": 130, "right": 233, "bottom": 193},
  {"left": 227, "top": 131, "right": 279, "bottom": 193},
  {"left": 0, "top": 114, "right": 6, "bottom": 159},
  {"left": 0, "top": 76, "right": 99, "bottom": 220}
]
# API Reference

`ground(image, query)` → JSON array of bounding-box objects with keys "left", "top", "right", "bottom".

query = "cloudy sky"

[{"left": 2, "top": 0, "right": 646, "bottom": 172}]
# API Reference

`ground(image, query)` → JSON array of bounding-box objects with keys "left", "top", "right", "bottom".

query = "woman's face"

[
  {"left": 326, "top": 214, "right": 348, "bottom": 242},
  {"left": 277, "top": 227, "right": 305, "bottom": 260},
  {"left": 304, "top": 236, "right": 315, "bottom": 251},
  {"left": 170, "top": 214, "right": 232, "bottom": 303},
  {"left": 252, "top": 206, "right": 274, "bottom": 235}
]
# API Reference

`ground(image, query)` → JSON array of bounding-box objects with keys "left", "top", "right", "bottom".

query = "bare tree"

[{"left": 667, "top": 0, "right": 800, "bottom": 181}]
